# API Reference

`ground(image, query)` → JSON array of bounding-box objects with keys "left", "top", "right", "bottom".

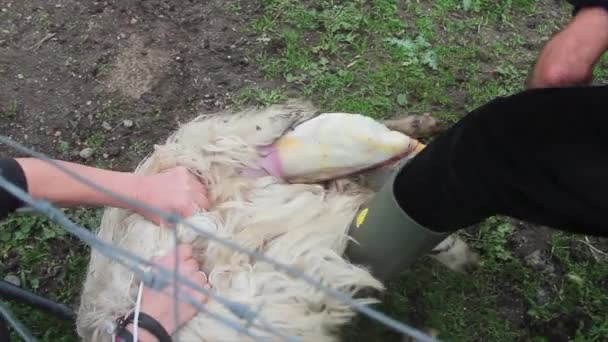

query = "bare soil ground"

[{"left": 1, "top": 0, "right": 267, "bottom": 168}]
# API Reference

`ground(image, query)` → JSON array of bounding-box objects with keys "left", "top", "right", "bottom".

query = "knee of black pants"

[
  {"left": 392, "top": 96, "right": 512, "bottom": 232},
  {"left": 395, "top": 86, "right": 608, "bottom": 236}
]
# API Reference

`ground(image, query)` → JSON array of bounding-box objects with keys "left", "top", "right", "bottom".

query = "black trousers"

[{"left": 394, "top": 85, "right": 608, "bottom": 237}]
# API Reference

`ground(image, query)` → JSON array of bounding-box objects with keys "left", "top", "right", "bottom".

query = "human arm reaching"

[
  {"left": 0, "top": 158, "right": 210, "bottom": 225},
  {"left": 527, "top": 1, "right": 608, "bottom": 88}
]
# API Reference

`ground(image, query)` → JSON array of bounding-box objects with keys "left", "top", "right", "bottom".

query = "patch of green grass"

[
  {"left": 85, "top": 132, "right": 105, "bottom": 150},
  {"left": 94, "top": 159, "right": 112, "bottom": 169},
  {"left": 236, "top": 86, "right": 288, "bottom": 107},
  {"left": 249, "top": 0, "right": 549, "bottom": 122},
  {"left": 35, "top": 10, "right": 50, "bottom": 26},
  {"left": 531, "top": 233, "right": 608, "bottom": 341},
  {"left": 95, "top": 63, "right": 113, "bottom": 77},
  {"left": 128, "top": 140, "right": 149, "bottom": 157},
  {"left": 56, "top": 140, "right": 70, "bottom": 155},
  {"left": 435, "top": 0, "right": 538, "bottom": 18},
  {"left": 476, "top": 217, "right": 516, "bottom": 262},
  {"left": 1, "top": 101, "right": 18, "bottom": 119},
  {"left": 593, "top": 53, "right": 608, "bottom": 83},
  {"left": 1, "top": 209, "right": 100, "bottom": 341},
  {"left": 95, "top": 98, "right": 122, "bottom": 120}
]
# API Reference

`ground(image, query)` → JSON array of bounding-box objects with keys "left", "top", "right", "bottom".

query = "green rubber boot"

[{"left": 345, "top": 165, "right": 449, "bottom": 281}]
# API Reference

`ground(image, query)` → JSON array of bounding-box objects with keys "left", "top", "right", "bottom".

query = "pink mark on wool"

[
  {"left": 256, "top": 145, "right": 284, "bottom": 177},
  {"left": 237, "top": 145, "right": 284, "bottom": 179}
]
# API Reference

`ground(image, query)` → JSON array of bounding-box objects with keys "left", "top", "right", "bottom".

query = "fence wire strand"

[
  {"left": 0, "top": 134, "right": 439, "bottom": 342},
  {"left": 0, "top": 300, "right": 36, "bottom": 342},
  {"left": 0, "top": 174, "right": 288, "bottom": 342}
]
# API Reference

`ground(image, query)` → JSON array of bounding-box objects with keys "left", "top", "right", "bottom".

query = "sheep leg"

[
  {"left": 357, "top": 115, "right": 480, "bottom": 273},
  {"left": 429, "top": 235, "right": 480, "bottom": 273},
  {"left": 381, "top": 113, "right": 443, "bottom": 138}
]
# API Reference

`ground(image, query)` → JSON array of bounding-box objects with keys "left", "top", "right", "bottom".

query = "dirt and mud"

[{"left": 0, "top": 0, "right": 268, "bottom": 169}]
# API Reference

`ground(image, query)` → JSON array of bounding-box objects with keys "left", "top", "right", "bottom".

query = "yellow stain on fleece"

[
  {"left": 276, "top": 136, "right": 333, "bottom": 166},
  {"left": 357, "top": 135, "right": 407, "bottom": 154},
  {"left": 275, "top": 137, "right": 303, "bottom": 149}
]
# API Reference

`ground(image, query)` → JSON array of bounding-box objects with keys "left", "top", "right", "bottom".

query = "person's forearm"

[
  {"left": 568, "top": 0, "right": 608, "bottom": 15},
  {"left": 394, "top": 85, "right": 608, "bottom": 237},
  {"left": 527, "top": 4, "right": 608, "bottom": 89},
  {"left": 15, "top": 158, "right": 141, "bottom": 209},
  {"left": 568, "top": 6, "right": 608, "bottom": 60},
  {"left": 1, "top": 158, "right": 208, "bottom": 225}
]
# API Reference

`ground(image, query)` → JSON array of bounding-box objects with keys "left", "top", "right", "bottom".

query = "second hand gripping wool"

[{"left": 76, "top": 99, "right": 475, "bottom": 341}]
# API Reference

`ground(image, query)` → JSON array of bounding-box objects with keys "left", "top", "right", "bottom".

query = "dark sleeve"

[
  {"left": 567, "top": 0, "right": 608, "bottom": 14},
  {"left": 394, "top": 85, "right": 608, "bottom": 237},
  {"left": 0, "top": 158, "right": 28, "bottom": 220}
]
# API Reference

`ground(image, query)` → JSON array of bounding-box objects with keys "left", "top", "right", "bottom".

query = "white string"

[{"left": 133, "top": 281, "right": 144, "bottom": 342}]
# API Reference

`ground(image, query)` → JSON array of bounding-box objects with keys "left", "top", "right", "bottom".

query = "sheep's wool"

[{"left": 76, "top": 100, "right": 387, "bottom": 342}]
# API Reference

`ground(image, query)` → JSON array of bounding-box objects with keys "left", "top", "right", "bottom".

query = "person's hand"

[
  {"left": 127, "top": 244, "right": 210, "bottom": 341},
  {"left": 133, "top": 166, "right": 210, "bottom": 225},
  {"left": 527, "top": 7, "right": 608, "bottom": 88}
]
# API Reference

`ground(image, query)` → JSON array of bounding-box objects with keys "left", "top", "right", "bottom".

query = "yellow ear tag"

[{"left": 355, "top": 208, "right": 369, "bottom": 228}]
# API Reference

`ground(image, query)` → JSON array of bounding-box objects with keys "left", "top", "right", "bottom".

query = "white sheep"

[{"left": 76, "top": 99, "right": 478, "bottom": 342}]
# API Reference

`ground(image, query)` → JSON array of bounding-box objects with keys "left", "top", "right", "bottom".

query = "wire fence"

[{"left": 0, "top": 133, "right": 440, "bottom": 342}]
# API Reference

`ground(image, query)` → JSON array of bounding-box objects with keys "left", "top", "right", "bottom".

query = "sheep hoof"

[{"left": 383, "top": 113, "right": 443, "bottom": 138}]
